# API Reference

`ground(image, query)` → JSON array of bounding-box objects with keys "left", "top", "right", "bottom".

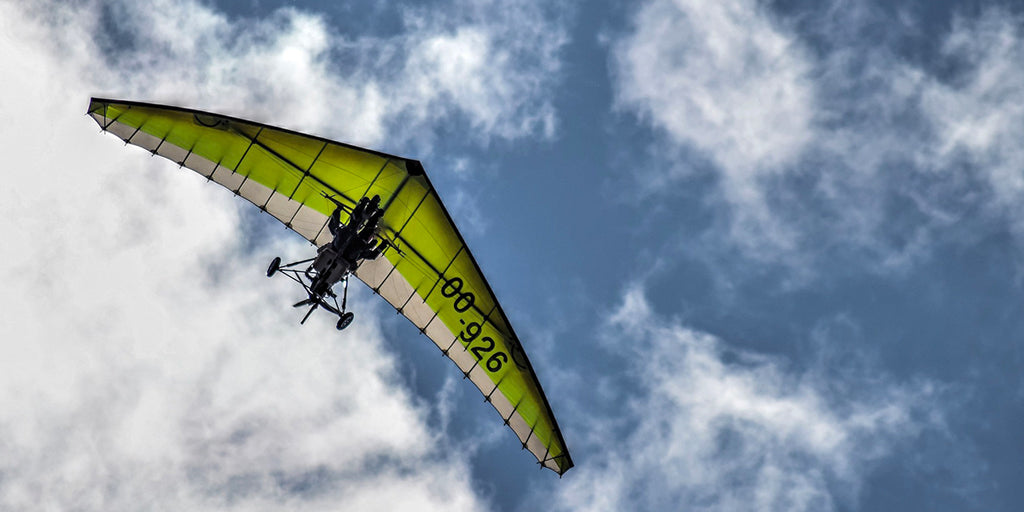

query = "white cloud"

[
  {"left": 0, "top": 0, "right": 570, "bottom": 508},
  {"left": 813, "top": 6, "right": 1024, "bottom": 267},
  {"left": 551, "top": 287, "right": 941, "bottom": 512},
  {"left": 614, "top": 0, "right": 814, "bottom": 171},
  {"left": 612, "top": 0, "right": 816, "bottom": 254},
  {"left": 612, "top": 1, "right": 1024, "bottom": 272},
  {"left": 399, "top": 0, "right": 565, "bottom": 145},
  {"left": 83, "top": 0, "right": 565, "bottom": 154},
  {"left": 920, "top": 10, "right": 1024, "bottom": 227}
]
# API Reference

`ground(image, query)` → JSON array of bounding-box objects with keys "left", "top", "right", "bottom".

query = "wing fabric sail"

[{"left": 87, "top": 98, "right": 573, "bottom": 475}]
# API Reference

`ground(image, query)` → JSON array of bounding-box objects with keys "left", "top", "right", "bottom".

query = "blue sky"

[{"left": 1, "top": 0, "right": 1022, "bottom": 510}]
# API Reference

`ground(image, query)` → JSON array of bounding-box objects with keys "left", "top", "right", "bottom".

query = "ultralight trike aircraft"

[
  {"left": 267, "top": 193, "right": 386, "bottom": 330},
  {"left": 87, "top": 98, "right": 574, "bottom": 476}
]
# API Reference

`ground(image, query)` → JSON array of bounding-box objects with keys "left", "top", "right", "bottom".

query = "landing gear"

[
  {"left": 267, "top": 255, "right": 355, "bottom": 331},
  {"left": 267, "top": 257, "right": 281, "bottom": 277},
  {"left": 336, "top": 312, "right": 354, "bottom": 330},
  {"left": 265, "top": 192, "right": 386, "bottom": 331}
]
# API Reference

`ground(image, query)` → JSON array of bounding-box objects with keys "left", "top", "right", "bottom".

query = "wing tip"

[
  {"left": 544, "top": 453, "right": 574, "bottom": 476},
  {"left": 406, "top": 159, "right": 425, "bottom": 176}
]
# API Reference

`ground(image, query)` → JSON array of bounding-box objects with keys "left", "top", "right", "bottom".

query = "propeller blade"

[{"left": 300, "top": 302, "right": 319, "bottom": 324}]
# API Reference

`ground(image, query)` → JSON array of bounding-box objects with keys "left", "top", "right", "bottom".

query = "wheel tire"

[
  {"left": 337, "top": 312, "right": 354, "bottom": 331},
  {"left": 267, "top": 257, "right": 281, "bottom": 277}
]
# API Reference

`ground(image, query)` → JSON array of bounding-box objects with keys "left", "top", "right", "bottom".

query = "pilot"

[
  {"left": 349, "top": 196, "right": 370, "bottom": 228},
  {"left": 349, "top": 194, "right": 382, "bottom": 231},
  {"left": 343, "top": 226, "right": 384, "bottom": 268},
  {"left": 327, "top": 201, "right": 359, "bottom": 254},
  {"left": 365, "top": 204, "right": 384, "bottom": 231},
  {"left": 320, "top": 257, "right": 351, "bottom": 293},
  {"left": 330, "top": 225, "right": 356, "bottom": 253},
  {"left": 361, "top": 230, "right": 384, "bottom": 260},
  {"left": 320, "top": 196, "right": 385, "bottom": 275},
  {"left": 311, "top": 242, "right": 339, "bottom": 278}
]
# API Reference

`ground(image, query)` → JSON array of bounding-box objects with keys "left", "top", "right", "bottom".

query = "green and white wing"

[{"left": 87, "top": 98, "right": 574, "bottom": 475}]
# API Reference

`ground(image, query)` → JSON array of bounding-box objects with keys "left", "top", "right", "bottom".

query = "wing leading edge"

[{"left": 87, "top": 98, "right": 573, "bottom": 475}]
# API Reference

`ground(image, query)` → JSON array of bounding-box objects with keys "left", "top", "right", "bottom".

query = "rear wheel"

[
  {"left": 337, "top": 312, "right": 354, "bottom": 330},
  {"left": 267, "top": 257, "right": 281, "bottom": 277}
]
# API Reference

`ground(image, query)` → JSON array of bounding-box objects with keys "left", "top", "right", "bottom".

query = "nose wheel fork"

[{"left": 335, "top": 276, "right": 353, "bottom": 330}]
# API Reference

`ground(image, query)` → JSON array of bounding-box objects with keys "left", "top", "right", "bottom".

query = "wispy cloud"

[
  {"left": 550, "top": 286, "right": 948, "bottom": 512},
  {"left": 612, "top": 0, "right": 816, "bottom": 254},
  {"left": 612, "top": 0, "right": 1024, "bottom": 274},
  {"left": 397, "top": 0, "right": 567, "bottom": 146},
  {"left": 0, "top": 0, "right": 571, "bottom": 508},
  {"left": 81, "top": 0, "right": 566, "bottom": 154},
  {"left": 920, "top": 9, "right": 1024, "bottom": 226}
]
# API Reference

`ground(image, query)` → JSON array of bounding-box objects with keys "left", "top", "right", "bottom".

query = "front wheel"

[
  {"left": 337, "top": 312, "right": 354, "bottom": 330},
  {"left": 267, "top": 257, "right": 281, "bottom": 277}
]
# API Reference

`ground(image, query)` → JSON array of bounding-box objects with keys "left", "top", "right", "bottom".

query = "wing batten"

[
  {"left": 234, "top": 126, "right": 360, "bottom": 210},
  {"left": 288, "top": 141, "right": 329, "bottom": 200},
  {"left": 360, "top": 157, "right": 394, "bottom": 202},
  {"left": 231, "top": 126, "right": 263, "bottom": 191},
  {"left": 393, "top": 187, "right": 432, "bottom": 243},
  {"left": 88, "top": 97, "right": 574, "bottom": 475}
]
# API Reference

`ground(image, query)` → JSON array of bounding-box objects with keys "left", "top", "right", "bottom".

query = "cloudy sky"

[{"left": 1, "top": 0, "right": 1022, "bottom": 510}]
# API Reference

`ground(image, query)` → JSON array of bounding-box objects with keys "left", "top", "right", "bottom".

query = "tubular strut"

[
  {"left": 297, "top": 277, "right": 347, "bottom": 325},
  {"left": 269, "top": 256, "right": 352, "bottom": 325},
  {"left": 340, "top": 274, "right": 349, "bottom": 312}
]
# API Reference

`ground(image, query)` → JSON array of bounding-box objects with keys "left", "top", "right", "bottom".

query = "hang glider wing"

[{"left": 87, "top": 98, "right": 573, "bottom": 475}]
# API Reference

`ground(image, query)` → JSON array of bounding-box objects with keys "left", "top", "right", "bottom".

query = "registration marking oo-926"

[{"left": 440, "top": 276, "right": 528, "bottom": 374}]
